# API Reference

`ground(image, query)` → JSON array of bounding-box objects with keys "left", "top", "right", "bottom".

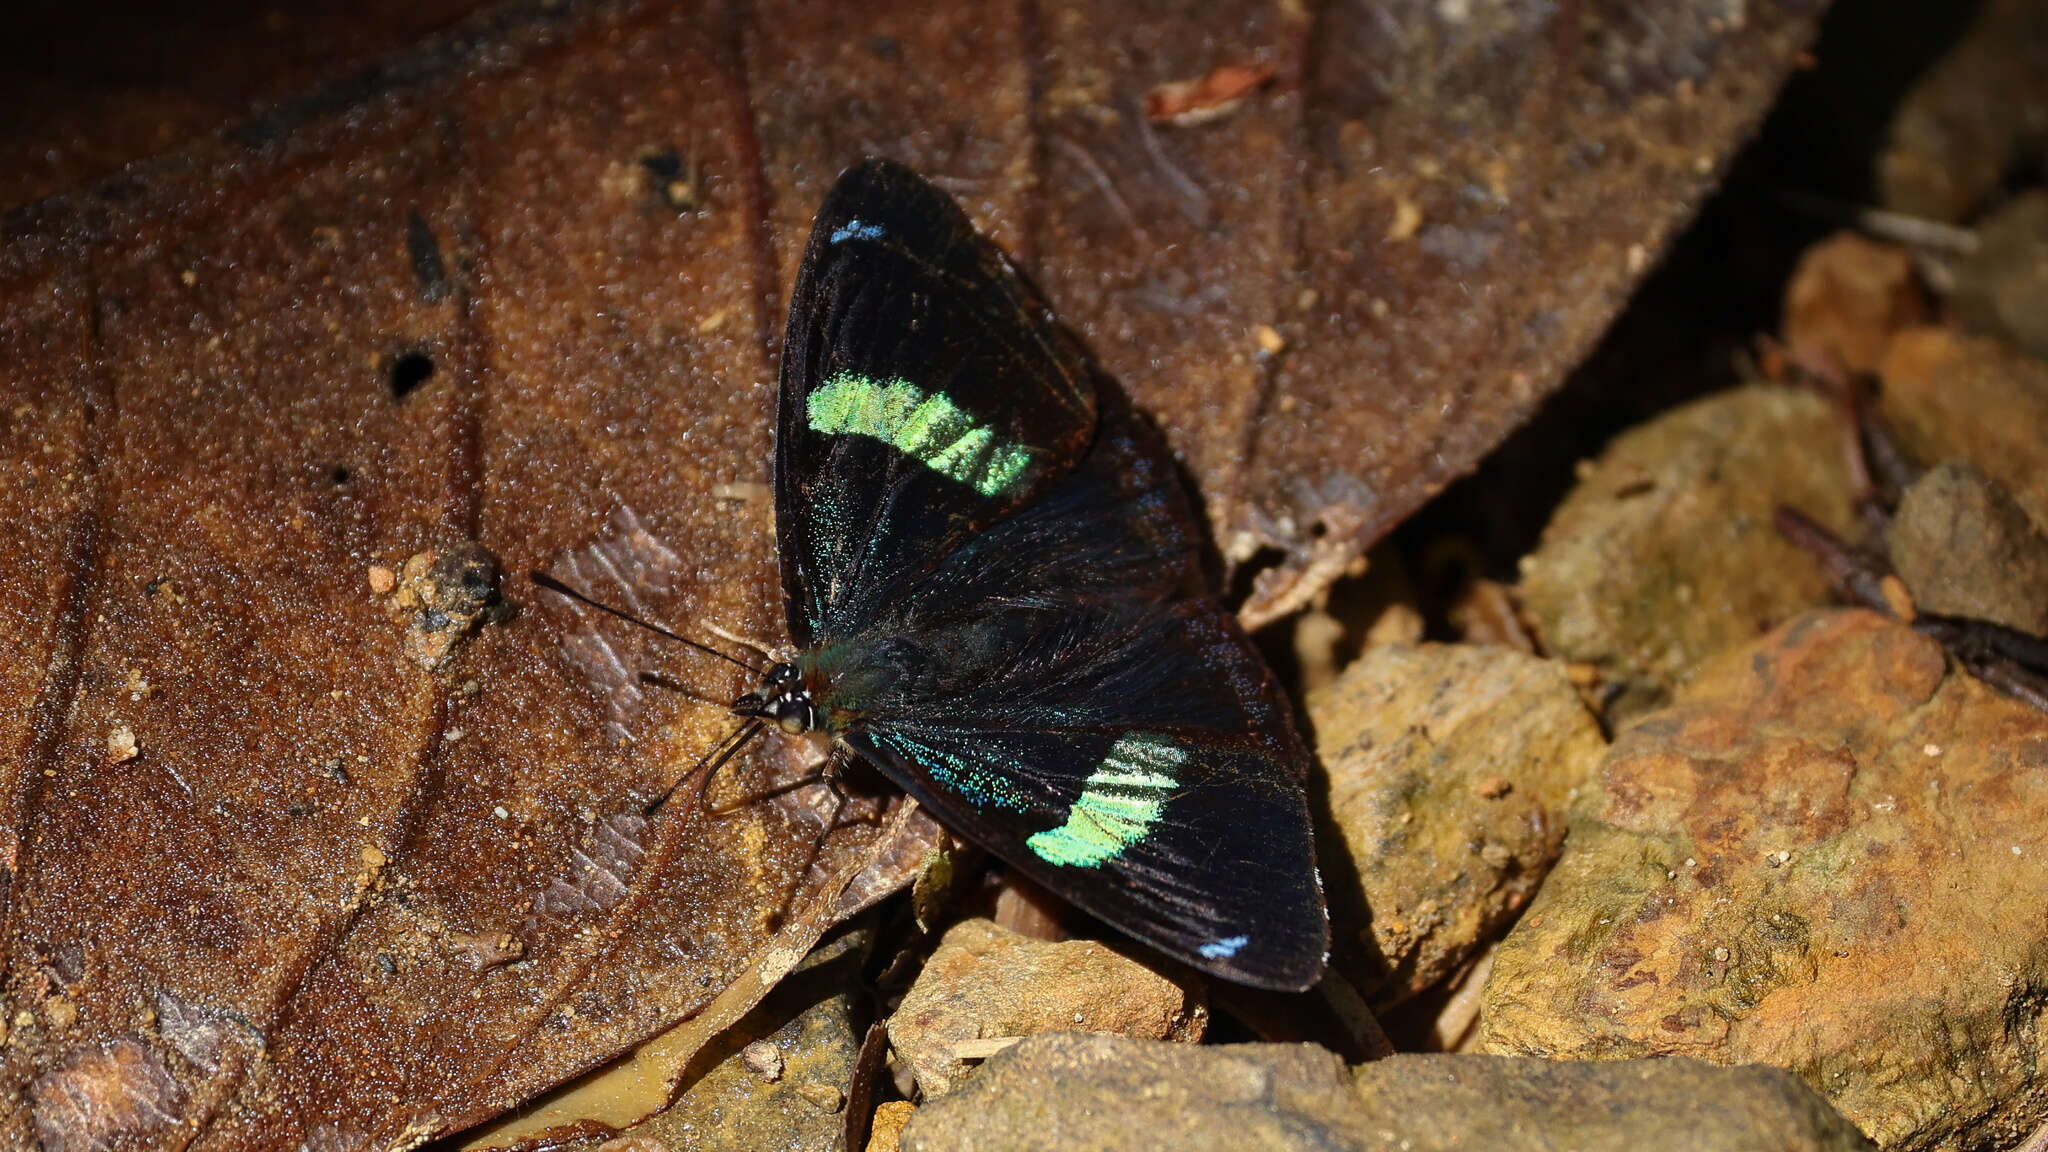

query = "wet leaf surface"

[{"left": 0, "top": 0, "right": 1828, "bottom": 1143}]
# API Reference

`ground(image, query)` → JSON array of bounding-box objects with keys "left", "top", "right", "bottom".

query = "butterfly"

[{"left": 554, "top": 158, "right": 1327, "bottom": 991}]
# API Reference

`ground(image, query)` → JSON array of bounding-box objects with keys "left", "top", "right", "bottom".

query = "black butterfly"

[
  {"left": 551, "top": 159, "right": 1327, "bottom": 991},
  {"left": 746, "top": 158, "right": 1328, "bottom": 992}
]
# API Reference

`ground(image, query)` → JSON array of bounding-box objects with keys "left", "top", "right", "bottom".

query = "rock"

[
  {"left": 887, "top": 919, "right": 1206, "bottom": 1098},
  {"left": 378, "top": 542, "right": 509, "bottom": 669},
  {"left": 1952, "top": 191, "right": 2048, "bottom": 359},
  {"left": 902, "top": 1035, "right": 1359, "bottom": 1151},
  {"left": 1782, "top": 232, "right": 1924, "bottom": 378},
  {"left": 1889, "top": 461, "right": 2048, "bottom": 633},
  {"left": 1308, "top": 643, "right": 1605, "bottom": 1003},
  {"left": 900, "top": 1033, "right": 1874, "bottom": 1151},
  {"left": 1349, "top": 1053, "right": 1875, "bottom": 1152},
  {"left": 1481, "top": 610, "right": 2048, "bottom": 1152},
  {"left": 1878, "top": 0, "right": 2048, "bottom": 222},
  {"left": 1880, "top": 328, "right": 2048, "bottom": 532},
  {"left": 1518, "top": 386, "right": 1859, "bottom": 718},
  {"left": 865, "top": 1101, "right": 916, "bottom": 1152}
]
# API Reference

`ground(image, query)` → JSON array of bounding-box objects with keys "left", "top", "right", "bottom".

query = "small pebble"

[
  {"left": 742, "top": 1039, "right": 784, "bottom": 1083},
  {"left": 107, "top": 727, "right": 139, "bottom": 763},
  {"left": 866, "top": 1100, "right": 916, "bottom": 1152},
  {"left": 796, "top": 1081, "right": 843, "bottom": 1113}
]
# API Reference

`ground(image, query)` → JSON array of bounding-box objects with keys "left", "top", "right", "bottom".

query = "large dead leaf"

[{"left": 0, "top": 0, "right": 1827, "bottom": 1145}]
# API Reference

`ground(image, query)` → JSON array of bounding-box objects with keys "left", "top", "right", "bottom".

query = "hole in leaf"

[{"left": 388, "top": 351, "right": 435, "bottom": 399}]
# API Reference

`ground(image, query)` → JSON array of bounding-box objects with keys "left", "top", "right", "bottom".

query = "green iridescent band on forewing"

[
  {"left": 807, "top": 371, "right": 1034, "bottom": 498},
  {"left": 1027, "top": 734, "right": 1186, "bottom": 867}
]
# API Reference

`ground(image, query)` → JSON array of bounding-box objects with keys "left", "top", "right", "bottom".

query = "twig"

[
  {"left": 1775, "top": 188, "right": 1981, "bottom": 255},
  {"left": 1913, "top": 614, "right": 2048, "bottom": 713},
  {"left": 1773, "top": 505, "right": 1896, "bottom": 613},
  {"left": 1776, "top": 507, "right": 2048, "bottom": 717},
  {"left": 1855, "top": 402, "right": 1921, "bottom": 514}
]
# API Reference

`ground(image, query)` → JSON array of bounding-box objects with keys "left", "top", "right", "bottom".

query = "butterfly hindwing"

[
  {"left": 849, "top": 677, "right": 1325, "bottom": 990},
  {"left": 777, "top": 159, "right": 1096, "bottom": 650}
]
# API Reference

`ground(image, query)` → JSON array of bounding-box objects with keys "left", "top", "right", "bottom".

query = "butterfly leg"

[
  {"left": 764, "top": 744, "right": 872, "bottom": 930},
  {"left": 707, "top": 752, "right": 841, "bottom": 817},
  {"left": 644, "top": 718, "right": 764, "bottom": 819}
]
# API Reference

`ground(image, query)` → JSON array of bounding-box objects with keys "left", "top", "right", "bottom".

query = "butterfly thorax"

[
  {"left": 734, "top": 638, "right": 926, "bottom": 738},
  {"left": 795, "top": 602, "right": 1082, "bottom": 735},
  {"left": 773, "top": 632, "right": 919, "bottom": 737}
]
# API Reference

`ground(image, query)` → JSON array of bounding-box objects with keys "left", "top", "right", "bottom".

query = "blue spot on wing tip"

[
  {"left": 1199, "top": 935, "right": 1249, "bottom": 960},
  {"left": 830, "top": 219, "right": 885, "bottom": 244}
]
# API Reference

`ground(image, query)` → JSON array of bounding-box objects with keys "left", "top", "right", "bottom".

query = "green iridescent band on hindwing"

[{"left": 1026, "top": 734, "right": 1186, "bottom": 867}]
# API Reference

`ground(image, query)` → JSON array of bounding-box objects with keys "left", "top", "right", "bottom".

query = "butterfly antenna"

[
  {"left": 645, "top": 717, "right": 765, "bottom": 818},
  {"left": 530, "top": 570, "right": 762, "bottom": 674}
]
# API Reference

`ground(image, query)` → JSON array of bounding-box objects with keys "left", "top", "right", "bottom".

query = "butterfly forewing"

[
  {"left": 777, "top": 160, "right": 1095, "bottom": 649},
  {"left": 776, "top": 158, "right": 1328, "bottom": 991}
]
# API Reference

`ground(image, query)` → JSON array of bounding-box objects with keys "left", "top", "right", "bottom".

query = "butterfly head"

[{"left": 734, "top": 662, "right": 822, "bottom": 735}]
